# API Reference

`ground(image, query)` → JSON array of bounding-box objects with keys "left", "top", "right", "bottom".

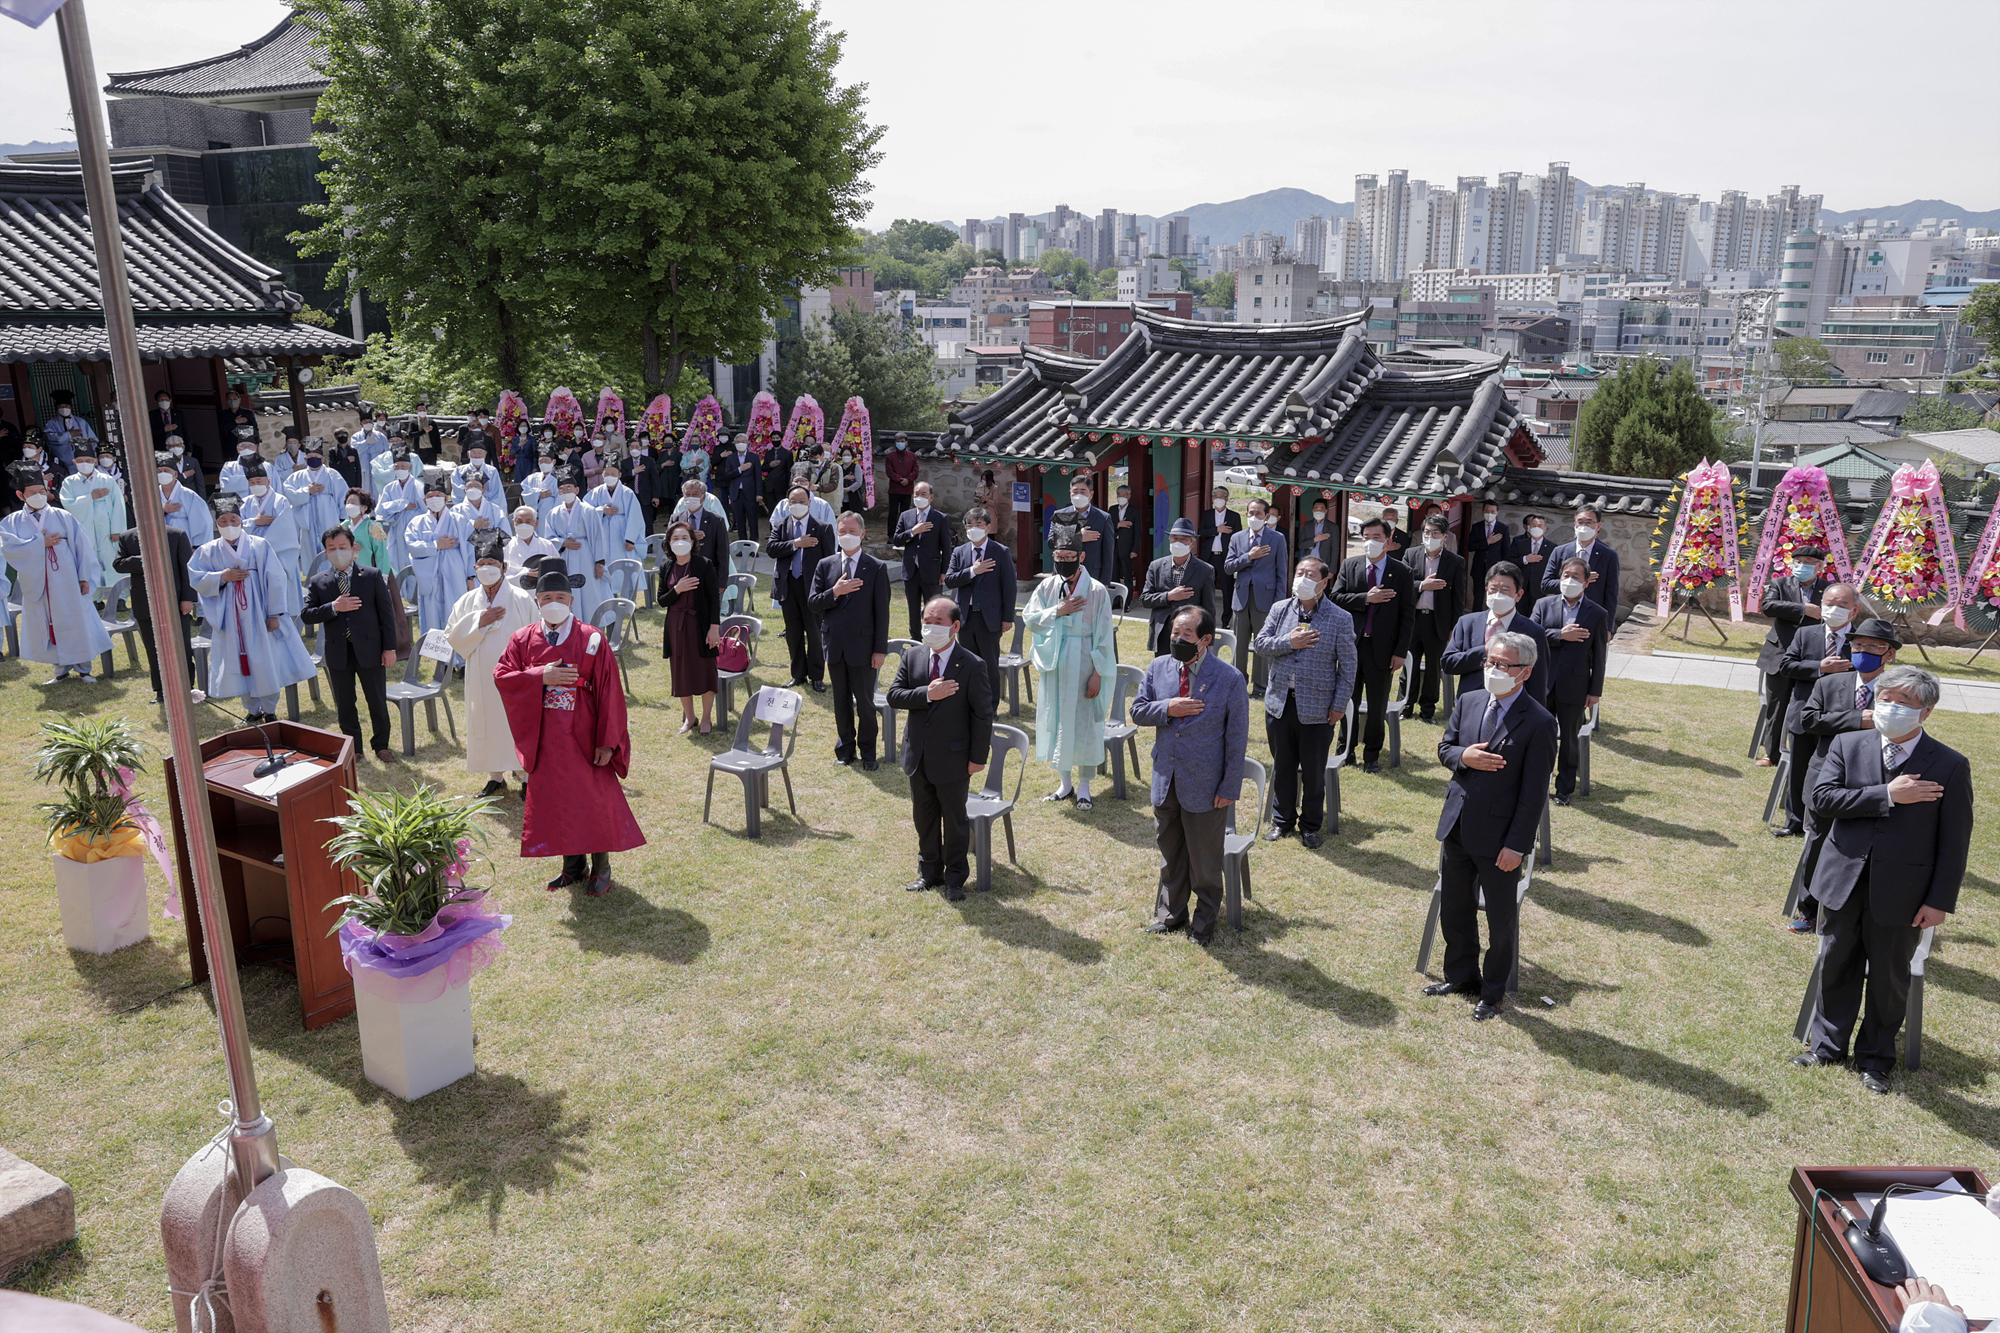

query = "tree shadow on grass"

[
  {"left": 1506, "top": 1012, "right": 1771, "bottom": 1116},
  {"left": 66, "top": 935, "right": 193, "bottom": 1013},
  {"left": 373, "top": 1069, "right": 590, "bottom": 1228},
  {"left": 948, "top": 891, "right": 1104, "bottom": 965},
  {"left": 556, "top": 882, "right": 709, "bottom": 965},
  {"left": 1927, "top": 959, "right": 2000, "bottom": 1007},
  {"left": 1207, "top": 913, "right": 1398, "bottom": 1028},
  {"left": 1591, "top": 733, "right": 1742, "bottom": 778},
  {"left": 1575, "top": 786, "right": 1738, "bottom": 847},
  {"left": 1515, "top": 960, "right": 1623, "bottom": 1006},
  {"left": 1530, "top": 880, "right": 1711, "bottom": 948},
  {"left": 1962, "top": 873, "right": 1999, "bottom": 900},
  {"left": 1904, "top": 1039, "right": 2000, "bottom": 1153}
]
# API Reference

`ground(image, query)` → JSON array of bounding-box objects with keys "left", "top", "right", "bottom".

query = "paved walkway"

[{"left": 1615, "top": 650, "right": 2000, "bottom": 715}]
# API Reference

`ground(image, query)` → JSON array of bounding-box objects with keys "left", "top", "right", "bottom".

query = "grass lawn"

[
  {"left": 1649, "top": 613, "right": 2000, "bottom": 685},
  {"left": 4, "top": 584, "right": 1997, "bottom": 1332}
]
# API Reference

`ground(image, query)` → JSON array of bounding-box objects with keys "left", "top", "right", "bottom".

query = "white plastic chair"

[
  {"left": 716, "top": 613, "right": 763, "bottom": 728},
  {"left": 967, "top": 724, "right": 1030, "bottom": 891},
  {"left": 1793, "top": 926, "right": 1936, "bottom": 1071},
  {"left": 1223, "top": 757, "right": 1269, "bottom": 931},
  {"left": 1416, "top": 848, "right": 1538, "bottom": 995}
]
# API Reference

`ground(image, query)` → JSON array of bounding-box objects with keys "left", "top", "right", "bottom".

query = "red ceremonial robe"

[{"left": 493, "top": 618, "right": 646, "bottom": 858}]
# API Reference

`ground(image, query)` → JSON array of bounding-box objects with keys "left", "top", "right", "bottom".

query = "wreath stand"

[
  {"left": 1881, "top": 607, "right": 1936, "bottom": 664},
  {"left": 1667, "top": 588, "right": 1731, "bottom": 645},
  {"left": 1967, "top": 626, "right": 1999, "bottom": 666}
]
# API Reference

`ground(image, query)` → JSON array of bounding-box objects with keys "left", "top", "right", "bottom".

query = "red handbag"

[{"left": 716, "top": 623, "right": 752, "bottom": 673}]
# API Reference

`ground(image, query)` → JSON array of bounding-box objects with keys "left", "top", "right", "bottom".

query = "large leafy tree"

[
  {"left": 1573, "top": 360, "right": 1724, "bottom": 479},
  {"left": 772, "top": 310, "right": 941, "bottom": 431},
  {"left": 1773, "top": 335, "right": 1839, "bottom": 384},
  {"left": 533, "top": 0, "right": 881, "bottom": 397}
]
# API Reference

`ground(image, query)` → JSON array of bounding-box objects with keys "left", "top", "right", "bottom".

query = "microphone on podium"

[{"left": 199, "top": 696, "right": 293, "bottom": 778}]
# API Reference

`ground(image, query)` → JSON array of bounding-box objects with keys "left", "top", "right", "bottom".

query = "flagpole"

[{"left": 53, "top": 0, "right": 279, "bottom": 1191}]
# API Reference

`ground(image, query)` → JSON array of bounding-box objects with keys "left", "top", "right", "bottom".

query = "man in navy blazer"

[
  {"left": 1466, "top": 497, "right": 1510, "bottom": 587},
  {"left": 1133, "top": 606, "right": 1249, "bottom": 946},
  {"left": 1796, "top": 667, "right": 1972, "bottom": 1093},
  {"left": 766, "top": 483, "right": 835, "bottom": 690},
  {"left": 1507, "top": 512, "right": 1555, "bottom": 582},
  {"left": 943, "top": 504, "right": 1017, "bottom": 687},
  {"left": 1774, "top": 583, "right": 1862, "bottom": 836},
  {"left": 1225, "top": 496, "right": 1289, "bottom": 695},
  {"left": 1539, "top": 504, "right": 1620, "bottom": 625},
  {"left": 809, "top": 511, "right": 893, "bottom": 768},
  {"left": 1198, "top": 485, "right": 1242, "bottom": 626},
  {"left": 889, "top": 480, "right": 953, "bottom": 638},
  {"left": 1297, "top": 495, "right": 1342, "bottom": 569},
  {"left": 1442, "top": 561, "right": 1550, "bottom": 710},
  {"left": 1424, "top": 631, "right": 1557, "bottom": 1019},
  {"left": 1530, "top": 554, "right": 1609, "bottom": 804},
  {"left": 1056, "top": 474, "right": 1115, "bottom": 586},
  {"left": 885, "top": 597, "right": 995, "bottom": 901}
]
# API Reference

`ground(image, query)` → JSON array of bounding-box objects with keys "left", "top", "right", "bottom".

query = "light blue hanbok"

[
  {"left": 187, "top": 531, "right": 315, "bottom": 713},
  {"left": 239, "top": 484, "right": 302, "bottom": 616},
  {"left": 374, "top": 474, "right": 425, "bottom": 570},
  {"left": 0, "top": 504, "right": 112, "bottom": 670},
  {"left": 540, "top": 494, "right": 609, "bottom": 623},
  {"left": 403, "top": 505, "right": 476, "bottom": 634},
  {"left": 1021, "top": 565, "right": 1118, "bottom": 773}
]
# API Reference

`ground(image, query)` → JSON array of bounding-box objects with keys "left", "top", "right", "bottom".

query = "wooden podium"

[
  {"left": 165, "top": 722, "right": 361, "bottom": 1031},
  {"left": 1787, "top": 1165, "right": 1994, "bottom": 1331}
]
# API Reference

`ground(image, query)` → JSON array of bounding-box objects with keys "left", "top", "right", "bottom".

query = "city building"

[
  {"left": 1395, "top": 287, "right": 1495, "bottom": 350},
  {"left": 1028, "top": 298, "right": 1183, "bottom": 358},
  {"left": 1235, "top": 260, "right": 1318, "bottom": 324},
  {"left": 1492, "top": 313, "right": 1573, "bottom": 364},
  {"left": 1117, "top": 258, "right": 1182, "bottom": 302}
]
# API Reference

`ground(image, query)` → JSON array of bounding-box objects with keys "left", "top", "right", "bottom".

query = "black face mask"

[{"left": 1171, "top": 638, "right": 1199, "bottom": 663}]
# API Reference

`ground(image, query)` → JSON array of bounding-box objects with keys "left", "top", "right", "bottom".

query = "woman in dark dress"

[{"left": 659, "top": 518, "right": 721, "bottom": 734}]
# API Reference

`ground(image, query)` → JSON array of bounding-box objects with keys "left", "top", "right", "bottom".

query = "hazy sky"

[{"left": 6, "top": 0, "right": 1996, "bottom": 224}]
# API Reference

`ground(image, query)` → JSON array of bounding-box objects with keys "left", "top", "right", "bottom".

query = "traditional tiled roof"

[
  {"left": 937, "top": 307, "right": 1533, "bottom": 497},
  {"left": 1490, "top": 467, "right": 1678, "bottom": 516},
  {"left": 0, "top": 161, "right": 360, "bottom": 364},
  {"left": 103, "top": 9, "right": 329, "bottom": 101}
]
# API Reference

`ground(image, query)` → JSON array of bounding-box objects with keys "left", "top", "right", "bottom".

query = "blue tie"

[{"left": 791, "top": 520, "right": 804, "bottom": 578}]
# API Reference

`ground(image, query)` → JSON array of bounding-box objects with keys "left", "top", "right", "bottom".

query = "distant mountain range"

[
  {"left": 1818, "top": 199, "right": 2000, "bottom": 231},
  {"left": 1159, "top": 188, "right": 1351, "bottom": 243},
  {"left": 0, "top": 141, "right": 76, "bottom": 161}
]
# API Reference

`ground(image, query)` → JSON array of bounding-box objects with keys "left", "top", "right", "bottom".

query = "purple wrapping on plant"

[{"left": 337, "top": 889, "right": 511, "bottom": 1003}]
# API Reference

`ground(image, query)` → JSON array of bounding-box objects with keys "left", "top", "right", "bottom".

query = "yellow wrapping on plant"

[{"left": 52, "top": 825, "right": 143, "bottom": 864}]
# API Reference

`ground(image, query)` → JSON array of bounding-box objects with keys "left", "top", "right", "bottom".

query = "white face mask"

[
  {"left": 1247, "top": 514, "right": 1266, "bottom": 531},
  {"left": 561, "top": 492, "right": 578, "bottom": 506},
  {"left": 1486, "top": 591, "right": 1517, "bottom": 617},
  {"left": 345, "top": 503, "right": 364, "bottom": 519},
  {"left": 965, "top": 527, "right": 986, "bottom": 544},
  {"left": 170, "top": 446, "right": 183, "bottom": 456},
  {"left": 426, "top": 495, "right": 447, "bottom": 512},
  {"left": 25, "top": 492, "right": 48, "bottom": 510},
  {"left": 395, "top": 467, "right": 411, "bottom": 480},
  {"left": 1484, "top": 664, "right": 1522, "bottom": 697},
  {"left": 327, "top": 548, "right": 355, "bottom": 569},
  {"left": 1169, "top": 541, "right": 1191, "bottom": 558},
  {"left": 158, "top": 472, "right": 176, "bottom": 487},
  {"left": 468, "top": 452, "right": 485, "bottom": 463},
  {"left": 250, "top": 482, "right": 268, "bottom": 496},
  {"left": 514, "top": 522, "right": 537, "bottom": 541},
  {"left": 57, "top": 407, "right": 71, "bottom": 418},
  {"left": 476, "top": 564, "right": 504, "bottom": 586},
  {"left": 1423, "top": 535, "right": 1443, "bottom": 552},
  {"left": 1292, "top": 575, "right": 1320, "bottom": 601},
  {"left": 921, "top": 622, "right": 953, "bottom": 649},
  {"left": 1212, "top": 500, "right": 1227, "bottom": 512},
  {"left": 218, "top": 523, "right": 241, "bottom": 540},
  {"left": 239, "top": 450, "right": 256, "bottom": 461},
  {"left": 736, "top": 443, "right": 747, "bottom": 454},
  {"left": 465, "top": 488, "right": 484, "bottom": 505},
  {"left": 1484, "top": 512, "right": 1498, "bottom": 525},
  {"left": 837, "top": 532, "right": 862, "bottom": 552},
  {"left": 1313, "top": 510, "right": 1327, "bottom": 522},
  {"left": 1575, "top": 524, "right": 1596, "bottom": 544},
  {"left": 539, "top": 600, "right": 573, "bottom": 627},
  {"left": 670, "top": 539, "right": 693, "bottom": 557},
  {"left": 789, "top": 502, "right": 809, "bottom": 520},
  {"left": 77, "top": 460, "right": 96, "bottom": 476},
  {"left": 913, "top": 495, "right": 930, "bottom": 510},
  {"left": 1363, "top": 539, "right": 1385, "bottom": 560},
  {"left": 1560, "top": 577, "right": 1585, "bottom": 600},
  {"left": 1528, "top": 524, "right": 1545, "bottom": 538},
  {"left": 539, "top": 461, "right": 555, "bottom": 474},
  {"left": 1823, "top": 605, "right": 1852, "bottom": 629},
  {"left": 1071, "top": 495, "right": 1090, "bottom": 510},
  {"left": 1872, "top": 701, "right": 1920, "bottom": 736}
]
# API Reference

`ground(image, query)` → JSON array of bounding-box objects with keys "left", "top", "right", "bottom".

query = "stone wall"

[{"left": 1480, "top": 503, "right": 1657, "bottom": 612}]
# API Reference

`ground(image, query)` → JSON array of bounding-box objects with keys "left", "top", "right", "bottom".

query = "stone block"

[{"left": 0, "top": 1148, "right": 76, "bottom": 1280}]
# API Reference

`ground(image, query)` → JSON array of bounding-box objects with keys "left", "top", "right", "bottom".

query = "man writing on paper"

[{"left": 493, "top": 564, "right": 647, "bottom": 897}]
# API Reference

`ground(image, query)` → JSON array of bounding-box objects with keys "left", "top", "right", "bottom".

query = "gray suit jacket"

[{"left": 1251, "top": 596, "right": 1357, "bottom": 722}]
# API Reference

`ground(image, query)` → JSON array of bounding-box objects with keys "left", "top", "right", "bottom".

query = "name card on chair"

[
  {"left": 753, "top": 686, "right": 798, "bottom": 726},
  {"left": 417, "top": 628, "right": 454, "bottom": 663}
]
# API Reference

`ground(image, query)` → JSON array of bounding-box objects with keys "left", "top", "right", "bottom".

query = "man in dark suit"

[
  {"left": 1331, "top": 515, "right": 1416, "bottom": 772},
  {"left": 1405, "top": 512, "right": 1467, "bottom": 723},
  {"left": 218, "top": 384, "right": 261, "bottom": 451},
  {"left": 1774, "top": 582, "right": 1861, "bottom": 837},
  {"left": 1423, "top": 631, "right": 1558, "bottom": 1020},
  {"left": 766, "top": 483, "right": 833, "bottom": 691},
  {"left": 111, "top": 520, "right": 196, "bottom": 703},
  {"left": 1110, "top": 481, "right": 1139, "bottom": 589},
  {"left": 148, "top": 389, "right": 188, "bottom": 452},
  {"left": 890, "top": 480, "right": 952, "bottom": 638},
  {"left": 1298, "top": 494, "right": 1341, "bottom": 570},
  {"left": 627, "top": 433, "right": 665, "bottom": 535},
  {"left": 1442, "top": 561, "right": 1551, "bottom": 710},
  {"left": 1539, "top": 504, "right": 1620, "bottom": 626},
  {"left": 301, "top": 524, "right": 401, "bottom": 762},
  {"left": 943, "top": 505, "right": 1017, "bottom": 687},
  {"left": 759, "top": 440, "right": 796, "bottom": 518},
  {"left": 1226, "top": 496, "right": 1290, "bottom": 695},
  {"left": 1197, "top": 485, "right": 1241, "bottom": 626},
  {"left": 1530, "top": 555, "right": 1609, "bottom": 805},
  {"left": 1790, "top": 617, "right": 1902, "bottom": 932},
  {"left": 1754, "top": 545, "right": 1833, "bottom": 765},
  {"left": 1507, "top": 512, "right": 1555, "bottom": 584},
  {"left": 886, "top": 597, "right": 995, "bottom": 901},
  {"left": 1795, "top": 666, "right": 1972, "bottom": 1094},
  {"left": 1467, "top": 498, "right": 1511, "bottom": 587},
  {"left": 675, "top": 480, "right": 729, "bottom": 572},
  {"left": 809, "top": 511, "right": 892, "bottom": 769},
  {"left": 1140, "top": 516, "right": 1215, "bottom": 657},
  {"left": 1057, "top": 473, "right": 1114, "bottom": 586}
]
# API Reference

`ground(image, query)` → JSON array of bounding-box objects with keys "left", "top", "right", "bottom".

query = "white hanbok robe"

[
  {"left": 58, "top": 468, "right": 124, "bottom": 585},
  {"left": 188, "top": 533, "right": 315, "bottom": 703},
  {"left": 368, "top": 447, "right": 398, "bottom": 497},
  {"left": 443, "top": 580, "right": 539, "bottom": 773},
  {"left": 452, "top": 461, "right": 504, "bottom": 504},
  {"left": 540, "top": 496, "right": 609, "bottom": 622},
  {"left": 239, "top": 486, "right": 302, "bottom": 616},
  {"left": 454, "top": 495, "right": 508, "bottom": 542},
  {"left": 216, "top": 456, "right": 260, "bottom": 499},
  {"left": 519, "top": 469, "right": 560, "bottom": 526},
  {"left": 355, "top": 429, "right": 392, "bottom": 493},
  {"left": 1021, "top": 566, "right": 1117, "bottom": 772},
  {"left": 158, "top": 479, "right": 214, "bottom": 548},
  {"left": 586, "top": 481, "right": 647, "bottom": 557},
  {"left": 283, "top": 463, "right": 345, "bottom": 551},
  {"left": 0, "top": 505, "right": 113, "bottom": 666},
  {"left": 403, "top": 507, "right": 476, "bottom": 633},
  {"left": 374, "top": 475, "right": 425, "bottom": 570},
  {"left": 503, "top": 533, "right": 557, "bottom": 576}
]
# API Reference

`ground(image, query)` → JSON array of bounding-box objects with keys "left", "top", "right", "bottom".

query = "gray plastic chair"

[
  {"left": 189, "top": 615, "right": 212, "bottom": 687},
  {"left": 1763, "top": 737, "right": 1793, "bottom": 828},
  {"left": 1211, "top": 627, "right": 1237, "bottom": 667},
  {"left": 384, "top": 649, "right": 459, "bottom": 755},
  {"left": 1416, "top": 847, "right": 1537, "bottom": 995},
  {"left": 725, "top": 570, "right": 757, "bottom": 616},
  {"left": 1107, "top": 580, "right": 1131, "bottom": 663},
  {"left": 1353, "top": 664, "right": 1406, "bottom": 767},
  {"left": 589, "top": 597, "right": 637, "bottom": 695},
  {"left": 1576, "top": 701, "right": 1599, "bottom": 798},
  {"left": 967, "top": 723, "right": 1030, "bottom": 891},
  {"left": 995, "top": 617, "right": 1033, "bottom": 716},
  {"left": 1748, "top": 673, "right": 1773, "bottom": 760},
  {"left": 1222, "top": 757, "right": 1269, "bottom": 931},
  {"left": 1794, "top": 926, "right": 1934, "bottom": 1070},
  {"left": 1103, "top": 662, "right": 1146, "bottom": 799},
  {"left": 606, "top": 556, "right": 646, "bottom": 611},
  {"left": 705, "top": 686, "right": 802, "bottom": 838},
  {"left": 716, "top": 613, "right": 763, "bottom": 728},
  {"left": 641, "top": 533, "right": 670, "bottom": 605},
  {"left": 393, "top": 564, "right": 420, "bottom": 623},
  {"left": 96, "top": 575, "right": 141, "bottom": 678},
  {"left": 728, "top": 538, "right": 760, "bottom": 570},
  {"left": 1323, "top": 707, "right": 1354, "bottom": 835},
  {"left": 874, "top": 638, "right": 920, "bottom": 760},
  {"left": 3, "top": 593, "right": 20, "bottom": 658}
]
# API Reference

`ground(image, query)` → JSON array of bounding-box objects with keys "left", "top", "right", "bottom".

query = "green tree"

[
  {"left": 1774, "top": 335, "right": 1839, "bottom": 383},
  {"left": 772, "top": 310, "right": 942, "bottom": 432},
  {"left": 1194, "top": 271, "right": 1235, "bottom": 309},
  {"left": 1959, "top": 283, "right": 2000, "bottom": 348},
  {"left": 880, "top": 219, "right": 959, "bottom": 260},
  {"left": 1901, "top": 396, "right": 1985, "bottom": 434},
  {"left": 1572, "top": 361, "right": 1723, "bottom": 479}
]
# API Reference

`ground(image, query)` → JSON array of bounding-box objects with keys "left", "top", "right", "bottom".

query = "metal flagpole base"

[{"left": 162, "top": 1144, "right": 389, "bottom": 1333}]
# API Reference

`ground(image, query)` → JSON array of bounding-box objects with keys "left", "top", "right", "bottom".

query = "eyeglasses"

[{"left": 1482, "top": 658, "right": 1527, "bottom": 674}]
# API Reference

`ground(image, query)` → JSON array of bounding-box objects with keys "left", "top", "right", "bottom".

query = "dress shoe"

[
  {"left": 1755, "top": 757, "right": 1777, "bottom": 768},
  {"left": 944, "top": 886, "right": 967, "bottom": 902},
  {"left": 1417, "top": 713, "right": 1437, "bottom": 724},
  {"left": 1858, "top": 1069, "right": 1892, "bottom": 1096},
  {"left": 1300, "top": 830, "right": 1323, "bottom": 850},
  {"left": 1143, "top": 918, "right": 1185, "bottom": 935},
  {"left": 1790, "top": 1050, "right": 1843, "bottom": 1068},
  {"left": 785, "top": 677, "right": 807, "bottom": 689},
  {"left": 1788, "top": 915, "right": 1816, "bottom": 934},
  {"left": 1422, "top": 981, "right": 1474, "bottom": 998},
  {"left": 586, "top": 873, "right": 613, "bottom": 897},
  {"left": 811, "top": 680, "right": 827, "bottom": 693},
  {"left": 1773, "top": 827, "right": 1802, "bottom": 839},
  {"left": 546, "top": 872, "right": 584, "bottom": 891},
  {"left": 149, "top": 693, "right": 163, "bottom": 704},
  {"left": 1552, "top": 794, "right": 1571, "bottom": 807},
  {"left": 1188, "top": 930, "right": 1214, "bottom": 947},
  {"left": 1264, "top": 825, "right": 1290, "bottom": 842},
  {"left": 832, "top": 750, "right": 852, "bottom": 765},
  {"left": 904, "top": 879, "right": 939, "bottom": 893},
  {"left": 375, "top": 749, "right": 396, "bottom": 763},
  {"left": 1363, "top": 761, "right": 1383, "bottom": 774},
  {"left": 862, "top": 758, "right": 879, "bottom": 772},
  {"left": 478, "top": 779, "right": 507, "bottom": 798},
  {"left": 1471, "top": 1001, "right": 1502, "bottom": 1021}
]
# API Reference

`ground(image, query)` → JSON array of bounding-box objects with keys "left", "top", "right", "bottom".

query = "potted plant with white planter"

[
  {"left": 34, "top": 718, "right": 156, "bottom": 954},
  {"left": 326, "top": 785, "right": 510, "bottom": 1101}
]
